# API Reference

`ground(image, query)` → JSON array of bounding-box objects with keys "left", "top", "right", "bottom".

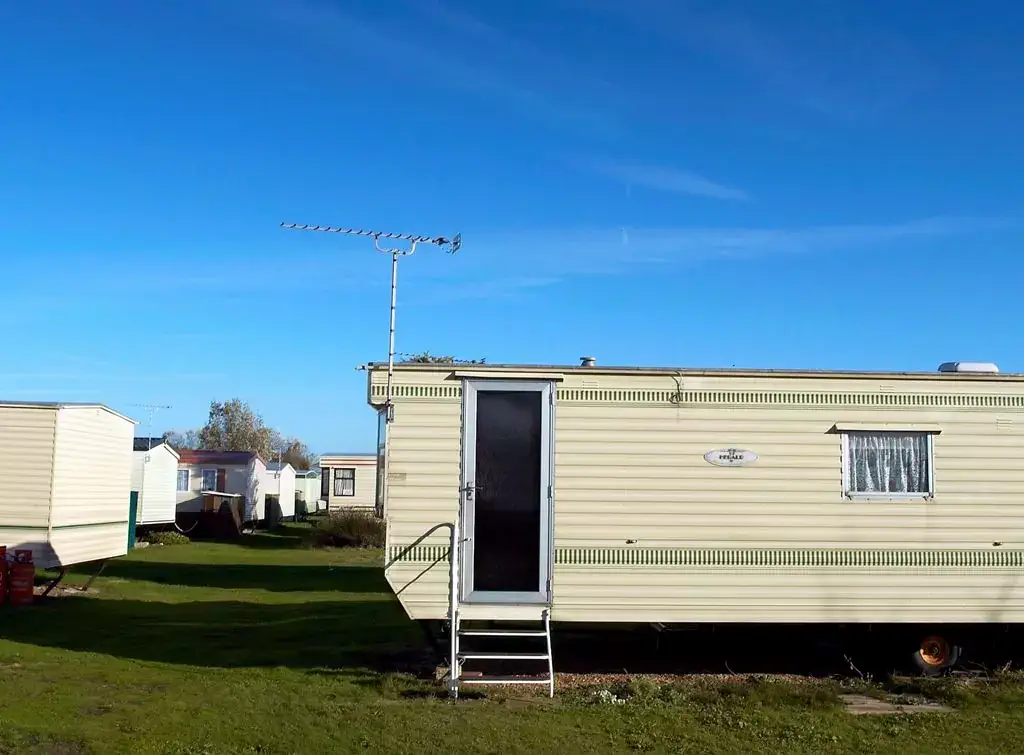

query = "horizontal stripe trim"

[
  {"left": 388, "top": 546, "right": 1024, "bottom": 569},
  {"left": 372, "top": 383, "right": 1024, "bottom": 409},
  {"left": 0, "top": 521, "right": 128, "bottom": 532},
  {"left": 555, "top": 548, "right": 1024, "bottom": 568},
  {"left": 388, "top": 544, "right": 451, "bottom": 563}
]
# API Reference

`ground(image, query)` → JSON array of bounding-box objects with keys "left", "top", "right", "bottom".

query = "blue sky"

[{"left": 1, "top": 0, "right": 1022, "bottom": 453}]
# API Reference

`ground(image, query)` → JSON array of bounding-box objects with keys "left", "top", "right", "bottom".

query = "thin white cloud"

[
  {"left": 406, "top": 276, "right": 561, "bottom": 305},
  {"left": 570, "top": 0, "right": 931, "bottom": 122},
  {"left": 406, "top": 0, "right": 622, "bottom": 102},
  {"left": 0, "top": 389, "right": 99, "bottom": 397},
  {"left": 7, "top": 254, "right": 383, "bottom": 301},
  {"left": 0, "top": 372, "right": 225, "bottom": 383},
  {"left": 582, "top": 158, "right": 749, "bottom": 200},
  {"left": 390, "top": 215, "right": 1017, "bottom": 303},
  {"left": 462, "top": 215, "right": 1018, "bottom": 278},
  {"left": 238, "top": 0, "right": 620, "bottom": 138}
]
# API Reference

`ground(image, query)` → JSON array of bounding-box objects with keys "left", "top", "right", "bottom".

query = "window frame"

[
  {"left": 176, "top": 469, "right": 190, "bottom": 492},
  {"left": 201, "top": 468, "right": 218, "bottom": 492},
  {"left": 320, "top": 468, "right": 331, "bottom": 499},
  {"left": 375, "top": 408, "right": 388, "bottom": 516},
  {"left": 334, "top": 467, "right": 355, "bottom": 497},
  {"left": 841, "top": 430, "right": 936, "bottom": 501}
]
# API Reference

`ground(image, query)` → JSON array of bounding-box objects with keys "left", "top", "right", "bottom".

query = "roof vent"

[
  {"left": 580, "top": 356, "right": 596, "bottom": 368},
  {"left": 938, "top": 361, "right": 999, "bottom": 374}
]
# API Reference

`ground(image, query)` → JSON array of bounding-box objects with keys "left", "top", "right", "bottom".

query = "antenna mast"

[
  {"left": 128, "top": 404, "right": 173, "bottom": 450},
  {"left": 279, "top": 223, "right": 461, "bottom": 420}
]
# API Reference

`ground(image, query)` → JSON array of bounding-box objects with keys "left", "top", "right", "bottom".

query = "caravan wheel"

[{"left": 913, "top": 634, "right": 960, "bottom": 675}]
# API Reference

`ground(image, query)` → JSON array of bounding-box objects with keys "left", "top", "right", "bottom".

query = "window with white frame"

[
  {"left": 176, "top": 469, "right": 190, "bottom": 492},
  {"left": 843, "top": 431, "right": 934, "bottom": 498},
  {"left": 202, "top": 468, "right": 218, "bottom": 491},
  {"left": 335, "top": 467, "right": 355, "bottom": 497}
]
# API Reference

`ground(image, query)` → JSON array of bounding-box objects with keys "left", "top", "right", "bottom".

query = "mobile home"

[
  {"left": 369, "top": 359, "right": 1024, "bottom": 691},
  {"left": 131, "top": 438, "right": 181, "bottom": 526},
  {"left": 0, "top": 402, "right": 135, "bottom": 568},
  {"left": 177, "top": 450, "right": 266, "bottom": 524},
  {"left": 319, "top": 454, "right": 377, "bottom": 512},
  {"left": 294, "top": 470, "right": 323, "bottom": 515},
  {"left": 264, "top": 462, "right": 297, "bottom": 522}
]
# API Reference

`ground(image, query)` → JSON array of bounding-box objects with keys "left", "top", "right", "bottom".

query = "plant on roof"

[{"left": 400, "top": 351, "right": 485, "bottom": 365}]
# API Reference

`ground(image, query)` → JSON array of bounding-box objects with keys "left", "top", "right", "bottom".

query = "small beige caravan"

[
  {"left": 320, "top": 453, "right": 378, "bottom": 512},
  {"left": 0, "top": 402, "right": 135, "bottom": 569},
  {"left": 368, "top": 359, "right": 1024, "bottom": 693}
]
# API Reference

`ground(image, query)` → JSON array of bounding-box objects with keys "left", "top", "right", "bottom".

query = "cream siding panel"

[
  {"left": 175, "top": 465, "right": 203, "bottom": 513},
  {"left": 0, "top": 406, "right": 57, "bottom": 528},
  {"left": 50, "top": 523, "right": 134, "bottom": 569},
  {"left": 380, "top": 395, "right": 460, "bottom": 620},
  {"left": 278, "top": 466, "right": 296, "bottom": 518},
  {"left": 50, "top": 406, "right": 133, "bottom": 529},
  {"left": 295, "top": 476, "right": 322, "bottom": 511},
  {"left": 131, "top": 445, "right": 179, "bottom": 525},
  {"left": 46, "top": 406, "right": 134, "bottom": 566},
  {"left": 374, "top": 365, "right": 1024, "bottom": 624},
  {"left": 130, "top": 454, "right": 145, "bottom": 492},
  {"left": 262, "top": 465, "right": 296, "bottom": 517},
  {"left": 321, "top": 456, "right": 377, "bottom": 511},
  {"left": 384, "top": 401, "right": 459, "bottom": 548},
  {"left": 0, "top": 527, "right": 57, "bottom": 568},
  {"left": 550, "top": 571, "right": 1024, "bottom": 624},
  {"left": 263, "top": 471, "right": 280, "bottom": 496}
]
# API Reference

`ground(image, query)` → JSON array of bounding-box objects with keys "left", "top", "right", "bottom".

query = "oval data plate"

[{"left": 704, "top": 448, "right": 758, "bottom": 467}]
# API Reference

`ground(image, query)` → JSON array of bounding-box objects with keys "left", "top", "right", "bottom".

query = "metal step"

[
  {"left": 458, "top": 651, "right": 550, "bottom": 660},
  {"left": 458, "top": 629, "right": 548, "bottom": 637},
  {"left": 459, "top": 676, "right": 552, "bottom": 686}
]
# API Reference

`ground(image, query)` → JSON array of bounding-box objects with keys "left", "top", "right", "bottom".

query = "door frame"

[{"left": 460, "top": 379, "right": 554, "bottom": 605}]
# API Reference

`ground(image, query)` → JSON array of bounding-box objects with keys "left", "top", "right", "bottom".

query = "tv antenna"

[
  {"left": 280, "top": 223, "right": 461, "bottom": 419},
  {"left": 127, "top": 404, "right": 173, "bottom": 450}
]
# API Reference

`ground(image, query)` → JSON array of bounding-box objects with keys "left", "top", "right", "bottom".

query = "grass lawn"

[{"left": 0, "top": 524, "right": 1023, "bottom": 753}]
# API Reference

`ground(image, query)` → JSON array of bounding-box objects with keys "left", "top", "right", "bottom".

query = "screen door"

[{"left": 461, "top": 380, "right": 553, "bottom": 603}]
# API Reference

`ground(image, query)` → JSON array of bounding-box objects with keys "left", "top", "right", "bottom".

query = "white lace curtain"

[{"left": 848, "top": 433, "right": 929, "bottom": 494}]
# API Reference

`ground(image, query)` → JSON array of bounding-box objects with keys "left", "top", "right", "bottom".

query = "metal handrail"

[{"left": 448, "top": 496, "right": 463, "bottom": 695}]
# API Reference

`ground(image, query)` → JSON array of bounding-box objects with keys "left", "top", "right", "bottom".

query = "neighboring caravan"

[
  {"left": 369, "top": 359, "right": 1024, "bottom": 689},
  {"left": 0, "top": 401, "right": 135, "bottom": 568},
  {"left": 319, "top": 454, "right": 377, "bottom": 512},
  {"left": 263, "top": 462, "right": 297, "bottom": 522},
  {"left": 294, "top": 469, "right": 323, "bottom": 514},
  {"left": 176, "top": 450, "right": 266, "bottom": 524},
  {"left": 131, "top": 438, "right": 181, "bottom": 526}
]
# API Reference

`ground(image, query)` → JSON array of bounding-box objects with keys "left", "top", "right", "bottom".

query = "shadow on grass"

[
  {"left": 0, "top": 596, "right": 429, "bottom": 672},
  {"left": 229, "top": 527, "right": 309, "bottom": 551},
  {"left": 69, "top": 560, "right": 387, "bottom": 594}
]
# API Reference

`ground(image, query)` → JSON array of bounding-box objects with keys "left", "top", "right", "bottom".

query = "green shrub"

[
  {"left": 312, "top": 510, "right": 384, "bottom": 549},
  {"left": 144, "top": 530, "right": 191, "bottom": 546}
]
